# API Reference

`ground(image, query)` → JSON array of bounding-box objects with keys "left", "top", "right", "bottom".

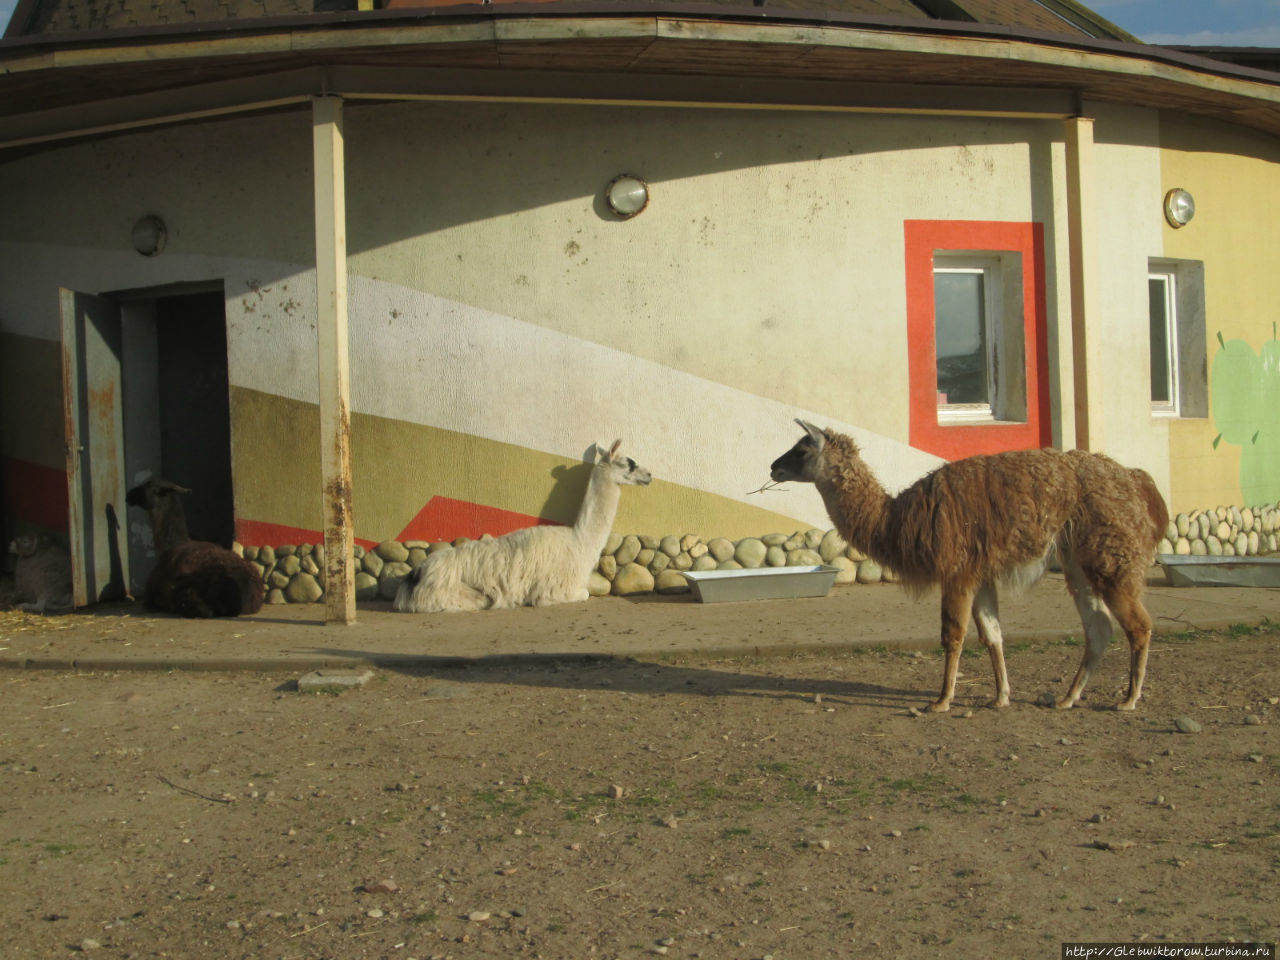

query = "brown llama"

[
  {"left": 126, "top": 477, "right": 265, "bottom": 619},
  {"left": 769, "top": 420, "right": 1169, "bottom": 712}
]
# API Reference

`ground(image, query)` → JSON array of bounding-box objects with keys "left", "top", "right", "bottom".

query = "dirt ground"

[{"left": 1, "top": 611, "right": 1278, "bottom": 960}]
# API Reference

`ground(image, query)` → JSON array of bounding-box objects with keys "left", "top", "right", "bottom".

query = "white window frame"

[
  {"left": 933, "top": 252, "right": 1026, "bottom": 425},
  {"left": 1149, "top": 269, "right": 1180, "bottom": 417}
]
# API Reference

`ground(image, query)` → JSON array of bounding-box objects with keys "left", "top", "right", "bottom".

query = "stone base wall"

[
  {"left": 235, "top": 500, "right": 1280, "bottom": 605},
  {"left": 236, "top": 527, "right": 897, "bottom": 605},
  {"left": 1156, "top": 503, "right": 1280, "bottom": 559}
]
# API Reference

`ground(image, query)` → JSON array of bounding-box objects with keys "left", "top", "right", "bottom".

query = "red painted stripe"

[
  {"left": 235, "top": 496, "right": 555, "bottom": 550},
  {"left": 2, "top": 457, "right": 68, "bottom": 533},
  {"left": 234, "top": 518, "right": 378, "bottom": 552},
  {"left": 396, "top": 496, "right": 559, "bottom": 543}
]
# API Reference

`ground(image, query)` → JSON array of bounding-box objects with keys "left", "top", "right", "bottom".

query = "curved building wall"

[{"left": 0, "top": 96, "right": 1215, "bottom": 551}]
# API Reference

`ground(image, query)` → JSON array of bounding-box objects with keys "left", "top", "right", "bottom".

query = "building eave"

[{"left": 2, "top": 7, "right": 1279, "bottom": 157}]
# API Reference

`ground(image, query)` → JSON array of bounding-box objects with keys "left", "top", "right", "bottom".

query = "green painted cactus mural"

[{"left": 1212, "top": 325, "right": 1280, "bottom": 504}]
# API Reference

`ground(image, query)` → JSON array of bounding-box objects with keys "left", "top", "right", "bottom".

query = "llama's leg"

[
  {"left": 971, "top": 583, "right": 1010, "bottom": 708},
  {"left": 1058, "top": 560, "right": 1116, "bottom": 709},
  {"left": 929, "top": 585, "right": 974, "bottom": 712},
  {"left": 1102, "top": 587, "right": 1153, "bottom": 711}
]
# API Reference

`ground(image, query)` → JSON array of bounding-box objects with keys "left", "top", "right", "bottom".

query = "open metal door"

[{"left": 60, "top": 289, "right": 129, "bottom": 606}]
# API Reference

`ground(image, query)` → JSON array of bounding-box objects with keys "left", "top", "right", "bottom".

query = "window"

[
  {"left": 1148, "top": 271, "right": 1177, "bottom": 413},
  {"left": 904, "top": 220, "right": 1050, "bottom": 460},
  {"left": 933, "top": 253, "right": 1026, "bottom": 424},
  {"left": 1148, "top": 258, "right": 1207, "bottom": 419}
]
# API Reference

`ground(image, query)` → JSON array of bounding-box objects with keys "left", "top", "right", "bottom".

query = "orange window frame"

[{"left": 904, "top": 219, "right": 1052, "bottom": 460}]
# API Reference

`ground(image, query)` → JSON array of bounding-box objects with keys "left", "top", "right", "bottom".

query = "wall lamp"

[
  {"left": 131, "top": 215, "right": 168, "bottom": 256},
  {"left": 605, "top": 174, "right": 649, "bottom": 219},
  {"left": 1163, "top": 188, "right": 1195, "bottom": 228}
]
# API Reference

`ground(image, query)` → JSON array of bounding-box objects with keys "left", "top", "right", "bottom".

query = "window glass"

[
  {"left": 1146, "top": 258, "right": 1206, "bottom": 419},
  {"left": 934, "top": 268, "right": 989, "bottom": 406}
]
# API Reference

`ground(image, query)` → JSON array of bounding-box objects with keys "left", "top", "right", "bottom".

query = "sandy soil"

[{"left": 1, "top": 615, "right": 1278, "bottom": 960}]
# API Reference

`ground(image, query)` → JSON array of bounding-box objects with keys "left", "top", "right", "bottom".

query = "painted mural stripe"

[
  {"left": 220, "top": 263, "right": 945, "bottom": 527},
  {"left": 236, "top": 517, "right": 378, "bottom": 552},
  {"left": 395, "top": 495, "right": 562, "bottom": 543},
  {"left": 2, "top": 456, "right": 69, "bottom": 533}
]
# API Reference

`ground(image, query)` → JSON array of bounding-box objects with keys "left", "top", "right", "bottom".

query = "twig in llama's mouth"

[{"left": 746, "top": 479, "right": 790, "bottom": 495}]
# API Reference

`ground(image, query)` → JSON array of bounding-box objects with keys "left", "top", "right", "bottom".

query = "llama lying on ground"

[
  {"left": 8, "top": 534, "right": 73, "bottom": 614},
  {"left": 770, "top": 420, "right": 1168, "bottom": 712},
  {"left": 126, "top": 477, "right": 265, "bottom": 619},
  {"left": 395, "top": 440, "right": 652, "bottom": 613}
]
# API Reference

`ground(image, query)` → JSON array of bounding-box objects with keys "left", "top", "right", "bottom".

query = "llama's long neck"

[
  {"left": 151, "top": 497, "right": 191, "bottom": 554},
  {"left": 572, "top": 465, "right": 622, "bottom": 556},
  {"left": 814, "top": 435, "right": 893, "bottom": 562}
]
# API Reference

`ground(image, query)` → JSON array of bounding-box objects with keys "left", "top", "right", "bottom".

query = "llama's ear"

[
  {"left": 607, "top": 439, "right": 622, "bottom": 461},
  {"left": 796, "top": 419, "right": 827, "bottom": 447}
]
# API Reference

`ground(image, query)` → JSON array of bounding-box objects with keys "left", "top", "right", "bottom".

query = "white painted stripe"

[{"left": 1, "top": 244, "right": 943, "bottom": 528}]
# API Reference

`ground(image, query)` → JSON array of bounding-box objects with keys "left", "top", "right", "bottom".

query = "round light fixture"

[
  {"left": 131, "top": 215, "right": 168, "bottom": 256},
  {"left": 1163, "top": 188, "right": 1195, "bottom": 228},
  {"left": 605, "top": 174, "right": 649, "bottom": 219}
]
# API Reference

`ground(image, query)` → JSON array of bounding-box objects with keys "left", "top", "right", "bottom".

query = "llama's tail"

[
  {"left": 393, "top": 560, "right": 429, "bottom": 612},
  {"left": 1132, "top": 468, "right": 1170, "bottom": 549}
]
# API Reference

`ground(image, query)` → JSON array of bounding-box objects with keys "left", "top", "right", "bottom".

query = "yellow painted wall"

[
  {"left": 1158, "top": 114, "right": 1280, "bottom": 512},
  {"left": 231, "top": 387, "right": 812, "bottom": 542}
]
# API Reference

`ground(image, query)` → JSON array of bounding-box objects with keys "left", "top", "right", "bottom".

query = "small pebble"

[
  {"left": 608, "top": 784, "right": 625, "bottom": 800},
  {"left": 468, "top": 911, "right": 491, "bottom": 922},
  {"left": 1174, "top": 717, "right": 1202, "bottom": 734}
]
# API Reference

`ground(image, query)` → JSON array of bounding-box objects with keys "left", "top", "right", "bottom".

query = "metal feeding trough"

[
  {"left": 1159, "top": 554, "right": 1280, "bottom": 588},
  {"left": 683, "top": 565, "right": 840, "bottom": 603}
]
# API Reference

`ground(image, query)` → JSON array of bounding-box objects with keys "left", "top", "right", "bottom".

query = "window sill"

[{"left": 938, "top": 408, "right": 1026, "bottom": 427}]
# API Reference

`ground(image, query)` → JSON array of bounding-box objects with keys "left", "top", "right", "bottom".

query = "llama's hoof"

[
  {"left": 1114, "top": 700, "right": 1139, "bottom": 712},
  {"left": 926, "top": 700, "right": 951, "bottom": 713},
  {"left": 1054, "top": 696, "right": 1077, "bottom": 710},
  {"left": 989, "top": 697, "right": 1010, "bottom": 709}
]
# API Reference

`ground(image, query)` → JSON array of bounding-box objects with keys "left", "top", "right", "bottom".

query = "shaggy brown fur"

[
  {"left": 126, "top": 478, "right": 265, "bottom": 619},
  {"left": 771, "top": 421, "right": 1168, "bottom": 712}
]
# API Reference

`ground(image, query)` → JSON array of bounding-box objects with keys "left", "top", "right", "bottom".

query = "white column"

[
  {"left": 313, "top": 95, "right": 356, "bottom": 624},
  {"left": 1064, "top": 114, "right": 1104, "bottom": 452}
]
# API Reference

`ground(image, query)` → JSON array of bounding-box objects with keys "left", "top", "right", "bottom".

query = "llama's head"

[
  {"left": 770, "top": 419, "right": 833, "bottom": 484},
  {"left": 8, "top": 534, "right": 39, "bottom": 558},
  {"left": 596, "top": 440, "right": 652, "bottom": 487},
  {"left": 126, "top": 477, "right": 192, "bottom": 512}
]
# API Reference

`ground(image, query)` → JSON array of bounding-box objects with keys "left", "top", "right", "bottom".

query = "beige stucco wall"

[{"left": 5, "top": 95, "right": 1257, "bottom": 543}]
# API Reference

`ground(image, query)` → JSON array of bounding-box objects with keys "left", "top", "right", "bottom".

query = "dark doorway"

[{"left": 153, "top": 293, "right": 234, "bottom": 547}]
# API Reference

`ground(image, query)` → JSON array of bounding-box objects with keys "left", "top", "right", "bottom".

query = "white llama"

[{"left": 394, "top": 440, "right": 652, "bottom": 613}]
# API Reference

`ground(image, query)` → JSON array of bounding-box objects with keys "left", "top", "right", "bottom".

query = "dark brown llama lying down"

[
  {"left": 126, "top": 477, "right": 264, "bottom": 619},
  {"left": 770, "top": 420, "right": 1169, "bottom": 712}
]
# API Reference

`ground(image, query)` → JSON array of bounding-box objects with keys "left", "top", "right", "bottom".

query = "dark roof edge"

[{"left": 2, "top": 2, "right": 1277, "bottom": 89}]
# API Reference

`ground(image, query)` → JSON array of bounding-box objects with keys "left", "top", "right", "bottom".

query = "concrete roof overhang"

[{"left": 1, "top": 4, "right": 1279, "bottom": 158}]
